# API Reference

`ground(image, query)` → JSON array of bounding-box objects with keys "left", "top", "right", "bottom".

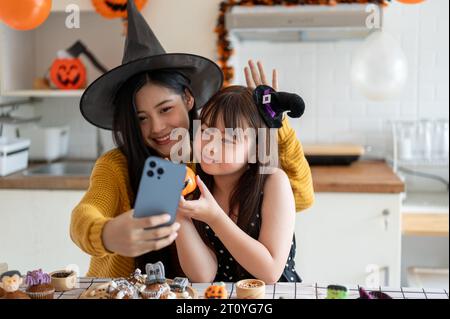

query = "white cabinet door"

[
  {"left": 0, "top": 190, "right": 90, "bottom": 275},
  {"left": 295, "top": 193, "right": 402, "bottom": 287}
]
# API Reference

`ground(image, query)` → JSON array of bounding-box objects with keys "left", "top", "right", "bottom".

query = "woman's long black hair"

[
  {"left": 112, "top": 70, "right": 197, "bottom": 204},
  {"left": 112, "top": 70, "right": 197, "bottom": 277}
]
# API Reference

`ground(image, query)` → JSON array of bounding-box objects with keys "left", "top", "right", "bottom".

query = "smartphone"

[{"left": 133, "top": 156, "right": 187, "bottom": 226}]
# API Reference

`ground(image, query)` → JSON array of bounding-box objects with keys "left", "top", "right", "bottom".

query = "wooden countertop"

[
  {"left": 0, "top": 162, "right": 90, "bottom": 190},
  {"left": 0, "top": 160, "right": 404, "bottom": 193},
  {"left": 311, "top": 160, "right": 405, "bottom": 194}
]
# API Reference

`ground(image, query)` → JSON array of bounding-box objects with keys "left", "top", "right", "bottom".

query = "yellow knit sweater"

[{"left": 70, "top": 117, "right": 315, "bottom": 277}]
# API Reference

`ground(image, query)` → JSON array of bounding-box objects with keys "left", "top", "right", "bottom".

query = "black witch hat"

[{"left": 80, "top": 0, "right": 223, "bottom": 130}]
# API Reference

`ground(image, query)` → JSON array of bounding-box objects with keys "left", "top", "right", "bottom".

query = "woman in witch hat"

[{"left": 70, "top": 1, "right": 314, "bottom": 278}]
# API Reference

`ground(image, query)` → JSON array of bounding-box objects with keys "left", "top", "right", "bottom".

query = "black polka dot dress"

[{"left": 204, "top": 195, "right": 301, "bottom": 283}]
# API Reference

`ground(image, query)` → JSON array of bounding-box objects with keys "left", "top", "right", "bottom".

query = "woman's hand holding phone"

[{"left": 102, "top": 210, "right": 180, "bottom": 257}]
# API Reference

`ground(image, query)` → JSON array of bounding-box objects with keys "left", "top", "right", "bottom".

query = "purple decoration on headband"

[
  {"left": 25, "top": 269, "right": 51, "bottom": 286},
  {"left": 263, "top": 89, "right": 276, "bottom": 119}
]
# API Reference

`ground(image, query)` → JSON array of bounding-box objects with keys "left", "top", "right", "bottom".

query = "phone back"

[{"left": 134, "top": 156, "right": 187, "bottom": 225}]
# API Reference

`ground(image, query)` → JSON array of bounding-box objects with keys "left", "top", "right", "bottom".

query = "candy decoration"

[
  {"left": 326, "top": 285, "right": 348, "bottom": 299},
  {"left": 25, "top": 269, "right": 51, "bottom": 286},
  {"left": 358, "top": 287, "right": 392, "bottom": 299}
]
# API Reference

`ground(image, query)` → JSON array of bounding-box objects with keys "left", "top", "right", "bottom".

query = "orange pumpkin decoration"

[
  {"left": 182, "top": 167, "right": 197, "bottom": 197},
  {"left": 50, "top": 58, "right": 87, "bottom": 90},
  {"left": 204, "top": 282, "right": 228, "bottom": 299},
  {"left": 91, "top": 0, "right": 148, "bottom": 19}
]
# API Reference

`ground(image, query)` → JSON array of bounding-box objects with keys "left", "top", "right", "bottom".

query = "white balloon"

[{"left": 351, "top": 31, "right": 408, "bottom": 101}]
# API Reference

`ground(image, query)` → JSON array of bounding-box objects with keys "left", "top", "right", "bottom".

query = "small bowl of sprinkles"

[{"left": 236, "top": 279, "right": 266, "bottom": 299}]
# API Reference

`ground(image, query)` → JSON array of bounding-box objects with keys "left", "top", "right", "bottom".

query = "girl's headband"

[{"left": 253, "top": 85, "right": 305, "bottom": 128}]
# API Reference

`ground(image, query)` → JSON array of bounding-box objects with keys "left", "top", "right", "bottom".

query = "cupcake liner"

[
  {"left": 141, "top": 290, "right": 162, "bottom": 299},
  {"left": 26, "top": 289, "right": 55, "bottom": 300}
]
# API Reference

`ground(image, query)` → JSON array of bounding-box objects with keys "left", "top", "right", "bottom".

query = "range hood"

[{"left": 225, "top": 4, "right": 383, "bottom": 42}]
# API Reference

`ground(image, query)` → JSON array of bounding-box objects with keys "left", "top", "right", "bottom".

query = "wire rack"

[{"left": 46, "top": 278, "right": 449, "bottom": 300}]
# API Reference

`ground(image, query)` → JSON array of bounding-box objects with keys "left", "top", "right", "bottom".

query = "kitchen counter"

[
  {"left": 0, "top": 160, "right": 404, "bottom": 193},
  {"left": 311, "top": 160, "right": 404, "bottom": 193}
]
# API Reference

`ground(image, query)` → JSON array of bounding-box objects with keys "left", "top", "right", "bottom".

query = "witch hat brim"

[{"left": 80, "top": 0, "right": 223, "bottom": 130}]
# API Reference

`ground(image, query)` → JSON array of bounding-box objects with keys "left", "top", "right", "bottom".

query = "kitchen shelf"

[
  {"left": 1, "top": 90, "right": 84, "bottom": 98},
  {"left": 401, "top": 192, "right": 449, "bottom": 237},
  {"left": 402, "top": 213, "right": 449, "bottom": 237},
  {"left": 0, "top": 5, "right": 122, "bottom": 99}
]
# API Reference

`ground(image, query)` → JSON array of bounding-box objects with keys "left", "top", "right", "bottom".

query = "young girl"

[
  {"left": 70, "top": 1, "right": 313, "bottom": 279},
  {"left": 176, "top": 86, "right": 300, "bottom": 283}
]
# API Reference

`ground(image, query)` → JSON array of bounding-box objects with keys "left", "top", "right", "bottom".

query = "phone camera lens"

[
  {"left": 149, "top": 161, "right": 156, "bottom": 168},
  {"left": 157, "top": 168, "right": 164, "bottom": 175},
  {"left": 147, "top": 170, "right": 154, "bottom": 177}
]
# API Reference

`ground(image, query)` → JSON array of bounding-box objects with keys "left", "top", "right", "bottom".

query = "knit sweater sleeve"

[
  {"left": 70, "top": 157, "right": 121, "bottom": 258},
  {"left": 277, "top": 117, "right": 315, "bottom": 212}
]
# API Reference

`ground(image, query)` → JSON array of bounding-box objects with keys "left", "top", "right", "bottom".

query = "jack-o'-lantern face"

[
  {"left": 204, "top": 283, "right": 228, "bottom": 299},
  {"left": 92, "top": 0, "right": 148, "bottom": 19},
  {"left": 50, "top": 58, "right": 87, "bottom": 90}
]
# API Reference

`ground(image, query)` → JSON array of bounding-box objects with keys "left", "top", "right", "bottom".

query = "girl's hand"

[
  {"left": 102, "top": 210, "right": 180, "bottom": 257},
  {"left": 177, "top": 176, "right": 225, "bottom": 226},
  {"left": 244, "top": 60, "right": 278, "bottom": 91}
]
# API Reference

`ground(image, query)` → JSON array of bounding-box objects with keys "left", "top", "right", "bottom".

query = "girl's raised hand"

[
  {"left": 244, "top": 60, "right": 278, "bottom": 91},
  {"left": 177, "top": 176, "right": 225, "bottom": 226}
]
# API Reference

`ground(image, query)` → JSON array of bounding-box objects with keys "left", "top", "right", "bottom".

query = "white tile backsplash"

[{"left": 234, "top": 0, "right": 449, "bottom": 161}]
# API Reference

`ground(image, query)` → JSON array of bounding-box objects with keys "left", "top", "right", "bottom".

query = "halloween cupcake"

[
  {"left": 141, "top": 282, "right": 170, "bottom": 299},
  {"left": 108, "top": 279, "right": 138, "bottom": 299},
  {"left": 128, "top": 268, "right": 146, "bottom": 293},
  {"left": 204, "top": 282, "right": 228, "bottom": 299},
  {"left": 1, "top": 271, "right": 30, "bottom": 299},
  {"left": 141, "top": 261, "right": 170, "bottom": 299},
  {"left": 25, "top": 269, "right": 55, "bottom": 299}
]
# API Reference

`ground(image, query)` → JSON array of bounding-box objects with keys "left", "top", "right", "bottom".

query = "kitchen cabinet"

[
  {"left": 295, "top": 192, "right": 402, "bottom": 287},
  {"left": 0, "top": 189, "right": 90, "bottom": 275},
  {"left": 294, "top": 161, "right": 404, "bottom": 287}
]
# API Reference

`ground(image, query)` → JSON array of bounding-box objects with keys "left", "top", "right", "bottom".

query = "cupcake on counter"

[
  {"left": 127, "top": 268, "right": 146, "bottom": 294},
  {"left": 108, "top": 279, "right": 139, "bottom": 299},
  {"left": 141, "top": 262, "right": 170, "bottom": 299},
  {"left": 0, "top": 271, "right": 30, "bottom": 299},
  {"left": 25, "top": 269, "right": 55, "bottom": 299}
]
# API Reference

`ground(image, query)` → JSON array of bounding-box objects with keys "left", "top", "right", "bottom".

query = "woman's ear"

[{"left": 184, "top": 89, "right": 195, "bottom": 111}]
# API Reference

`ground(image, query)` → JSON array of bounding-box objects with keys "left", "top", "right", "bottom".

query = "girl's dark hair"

[
  {"left": 194, "top": 85, "right": 271, "bottom": 279},
  {"left": 113, "top": 70, "right": 197, "bottom": 278},
  {"left": 112, "top": 70, "right": 197, "bottom": 202}
]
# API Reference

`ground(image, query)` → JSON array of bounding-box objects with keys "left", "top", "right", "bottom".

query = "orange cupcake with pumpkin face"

[{"left": 204, "top": 282, "right": 228, "bottom": 299}]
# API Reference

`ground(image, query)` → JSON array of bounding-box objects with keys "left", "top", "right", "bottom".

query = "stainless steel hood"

[{"left": 225, "top": 4, "right": 383, "bottom": 42}]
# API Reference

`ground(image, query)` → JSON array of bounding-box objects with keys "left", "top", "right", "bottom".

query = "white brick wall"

[{"left": 234, "top": 0, "right": 449, "bottom": 160}]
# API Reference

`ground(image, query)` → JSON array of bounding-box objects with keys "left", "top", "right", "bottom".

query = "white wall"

[
  {"left": 235, "top": 1, "right": 449, "bottom": 158},
  {"left": 1, "top": 0, "right": 448, "bottom": 164}
]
